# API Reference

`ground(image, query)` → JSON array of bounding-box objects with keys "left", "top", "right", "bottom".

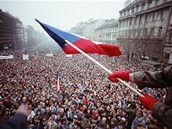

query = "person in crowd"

[
  {"left": 0, "top": 104, "right": 31, "bottom": 129},
  {"left": 131, "top": 109, "right": 146, "bottom": 129}
]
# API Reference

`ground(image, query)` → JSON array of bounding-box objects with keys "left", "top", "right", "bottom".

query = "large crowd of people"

[{"left": 0, "top": 49, "right": 166, "bottom": 129}]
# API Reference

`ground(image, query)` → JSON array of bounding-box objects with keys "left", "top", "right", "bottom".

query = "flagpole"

[
  {"left": 65, "top": 40, "right": 144, "bottom": 97},
  {"left": 57, "top": 73, "right": 60, "bottom": 91}
]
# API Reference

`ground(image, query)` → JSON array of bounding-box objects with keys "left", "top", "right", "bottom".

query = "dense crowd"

[{"left": 0, "top": 49, "right": 166, "bottom": 129}]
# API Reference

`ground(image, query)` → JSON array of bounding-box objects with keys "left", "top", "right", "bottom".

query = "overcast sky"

[{"left": 0, "top": 0, "right": 125, "bottom": 32}]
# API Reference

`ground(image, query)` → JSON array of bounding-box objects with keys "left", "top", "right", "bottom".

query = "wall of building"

[
  {"left": 94, "top": 19, "right": 118, "bottom": 44},
  {"left": 117, "top": 0, "right": 172, "bottom": 62},
  {"left": 83, "top": 19, "right": 106, "bottom": 40},
  {"left": 0, "top": 9, "right": 24, "bottom": 51},
  {"left": 69, "top": 22, "right": 87, "bottom": 36}
]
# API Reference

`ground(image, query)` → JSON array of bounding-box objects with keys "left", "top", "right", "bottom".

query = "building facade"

[
  {"left": 83, "top": 19, "right": 106, "bottom": 40},
  {"left": 69, "top": 22, "right": 87, "bottom": 36},
  {"left": 117, "top": 0, "right": 172, "bottom": 63},
  {"left": 94, "top": 19, "right": 118, "bottom": 44},
  {"left": 0, "top": 9, "right": 24, "bottom": 51}
]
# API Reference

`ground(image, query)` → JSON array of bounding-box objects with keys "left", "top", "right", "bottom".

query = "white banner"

[
  {"left": 66, "top": 54, "right": 73, "bottom": 57},
  {"left": 46, "top": 53, "right": 53, "bottom": 57},
  {"left": 23, "top": 54, "right": 29, "bottom": 60},
  {"left": 0, "top": 55, "right": 14, "bottom": 60}
]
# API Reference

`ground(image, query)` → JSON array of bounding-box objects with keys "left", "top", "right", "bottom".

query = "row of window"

[
  {"left": 95, "top": 28, "right": 118, "bottom": 33},
  {"left": 119, "top": 9, "right": 166, "bottom": 28},
  {"left": 95, "top": 34, "right": 117, "bottom": 41},
  {"left": 120, "top": 0, "right": 162, "bottom": 17},
  {"left": 118, "top": 27, "right": 163, "bottom": 38}
]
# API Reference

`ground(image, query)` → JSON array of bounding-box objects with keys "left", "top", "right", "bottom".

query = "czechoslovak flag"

[
  {"left": 56, "top": 72, "right": 60, "bottom": 92},
  {"left": 36, "top": 19, "right": 121, "bottom": 57}
]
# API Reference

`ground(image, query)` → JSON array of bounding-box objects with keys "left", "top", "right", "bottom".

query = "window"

[
  {"left": 136, "top": 5, "right": 139, "bottom": 12},
  {"left": 160, "top": 10, "right": 164, "bottom": 21},
  {"left": 170, "top": 34, "right": 172, "bottom": 44},
  {"left": 154, "top": 12, "right": 157, "bottom": 21},
  {"left": 150, "top": 28, "right": 154, "bottom": 36},
  {"left": 156, "top": 0, "right": 159, "bottom": 5},
  {"left": 145, "top": 15, "right": 148, "bottom": 22},
  {"left": 132, "top": 7, "right": 135, "bottom": 13},
  {"left": 141, "top": 3, "right": 145, "bottom": 10},
  {"left": 158, "top": 27, "right": 162, "bottom": 37},
  {"left": 120, "top": 12, "right": 122, "bottom": 17},
  {"left": 148, "top": 0, "right": 152, "bottom": 8},
  {"left": 130, "top": 19, "right": 132, "bottom": 25},
  {"left": 144, "top": 28, "right": 147, "bottom": 37},
  {"left": 127, "top": 10, "right": 129, "bottom": 15},
  {"left": 134, "top": 29, "right": 137, "bottom": 37},
  {"left": 149, "top": 14, "right": 152, "bottom": 22},
  {"left": 139, "top": 15, "right": 142, "bottom": 25},
  {"left": 124, "top": 11, "right": 126, "bottom": 16},
  {"left": 152, "top": 12, "right": 155, "bottom": 22}
]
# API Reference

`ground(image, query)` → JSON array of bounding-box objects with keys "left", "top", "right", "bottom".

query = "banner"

[
  {"left": 0, "top": 55, "right": 14, "bottom": 60},
  {"left": 23, "top": 54, "right": 29, "bottom": 60},
  {"left": 46, "top": 53, "right": 53, "bottom": 57},
  {"left": 66, "top": 54, "right": 73, "bottom": 57}
]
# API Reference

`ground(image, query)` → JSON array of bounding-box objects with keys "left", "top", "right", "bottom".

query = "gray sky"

[{"left": 0, "top": 0, "right": 125, "bottom": 32}]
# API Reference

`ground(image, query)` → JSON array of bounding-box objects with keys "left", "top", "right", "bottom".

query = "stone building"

[
  {"left": 83, "top": 19, "right": 106, "bottom": 40},
  {"left": 69, "top": 22, "right": 87, "bottom": 36},
  {"left": 94, "top": 19, "right": 118, "bottom": 44},
  {"left": 117, "top": 0, "right": 172, "bottom": 63},
  {"left": 0, "top": 9, "right": 24, "bottom": 50},
  {"left": 69, "top": 19, "right": 106, "bottom": 41}
]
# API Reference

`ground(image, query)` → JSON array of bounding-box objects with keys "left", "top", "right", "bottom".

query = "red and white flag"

[{"left": 55, "top": 72, "right": 60, "bottom": 92}]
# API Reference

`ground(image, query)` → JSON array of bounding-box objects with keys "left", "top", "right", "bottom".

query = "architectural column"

[{"left": 160, "top": 7, "right": 172, "bottom": 62}]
